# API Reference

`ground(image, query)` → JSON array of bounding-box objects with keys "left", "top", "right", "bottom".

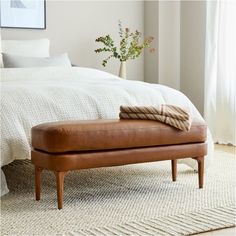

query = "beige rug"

[{"left": 1, "top": 145, "right": 236, "bottom": 235}]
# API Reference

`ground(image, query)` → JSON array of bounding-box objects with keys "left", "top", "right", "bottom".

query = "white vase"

[{"left": 119, "top": 61, "right": 127, "bottom": 79}]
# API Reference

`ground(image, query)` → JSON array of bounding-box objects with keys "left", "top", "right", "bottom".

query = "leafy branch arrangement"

[{"left": 95, "top": 21, "right": 155, "bottom": 67}]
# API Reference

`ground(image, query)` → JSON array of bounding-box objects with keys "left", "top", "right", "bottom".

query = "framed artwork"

[{"left": 0, "top": 0, "right": 46, "bottom": 29}]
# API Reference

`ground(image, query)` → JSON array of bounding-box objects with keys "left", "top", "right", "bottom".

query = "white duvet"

[{"left": 0, "top": 67, "right": 213, "bottom": 194}]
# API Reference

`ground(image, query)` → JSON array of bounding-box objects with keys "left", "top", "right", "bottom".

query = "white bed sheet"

[{"left": 0, "top": 67, "right": 214, "bottom": 196}]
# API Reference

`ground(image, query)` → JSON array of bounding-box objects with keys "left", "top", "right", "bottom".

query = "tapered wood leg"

[
  {"left": 171, "top": 159, "right": 177, "bottom": 181},
  {"left": 195, "top": 156, "right": 204, "bottom": 188},
  {"left": 35, "top": 166, "right": 43, "bottom": 201},
  {"left": 55, "top": 171, "right": 66, "bottom": 210}
]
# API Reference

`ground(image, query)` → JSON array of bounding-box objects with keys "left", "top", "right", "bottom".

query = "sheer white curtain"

[{"left": 205, "top": 0, "right": 236, "bottom": 146}]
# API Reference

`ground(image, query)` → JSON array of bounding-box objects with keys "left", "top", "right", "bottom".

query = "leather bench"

[{"left": 31, "top": 119, "right": 207, "bottom": 209}]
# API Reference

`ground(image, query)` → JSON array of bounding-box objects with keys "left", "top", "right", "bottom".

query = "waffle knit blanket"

[{"left": 119, "top": 105, "right": 192, "bottom": 131}]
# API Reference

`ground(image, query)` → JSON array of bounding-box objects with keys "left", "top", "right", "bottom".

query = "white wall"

[
  {"left": 144, "top": 1, "right": 159, "bottom": 84},
  {"left": 144, "top": 1, "right": 180, "bottom": 90},
  {"left": 1, "top": 1, "right": 144, "bottom": 81},
  {"left": 180, "top": 1, "right": 206, "bottom": 114},
  {"left": 158, "top": 1, "right": 180, "bottom": 90},
  {"left": 144, "top": 0, "right": 206, "bottom": 114}
]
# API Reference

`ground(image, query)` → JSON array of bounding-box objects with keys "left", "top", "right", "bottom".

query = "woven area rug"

[{"left": 1, "top": 145, "right": 236, "bottom": 235}]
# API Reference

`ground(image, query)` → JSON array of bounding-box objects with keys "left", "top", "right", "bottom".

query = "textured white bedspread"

[{"left": 1, "top": 67, "right": 213, "bottom": 170}]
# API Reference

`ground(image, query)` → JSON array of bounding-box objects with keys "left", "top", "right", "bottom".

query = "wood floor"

[{"left": 196, "top": 227, "right": 236, "bottom": 235}]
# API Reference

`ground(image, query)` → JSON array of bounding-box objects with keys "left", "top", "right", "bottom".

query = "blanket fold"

[{"left": 119, "top": 105, "right": 192, "bottom": 131}]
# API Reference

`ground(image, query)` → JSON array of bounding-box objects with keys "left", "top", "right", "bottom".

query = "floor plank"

[{"left": 195, "top": 227, "right": 236, "bottom": 235}]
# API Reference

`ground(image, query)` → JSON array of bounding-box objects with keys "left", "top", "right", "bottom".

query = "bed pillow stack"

[
  {"left": 0, "top": 38, "right": 50, "bottom": 68},
  {"left": 2, "top": 53, "right": 71, "bottom": 68},
  {"left": 2, "top": 38, "right": 50, "bottom": 57},
  {"left": 0, "top": 38, "right": 71, "bottom": 68}
]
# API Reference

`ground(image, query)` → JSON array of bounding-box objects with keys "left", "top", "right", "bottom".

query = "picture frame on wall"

[{"left": 0, "top": 0, "right": 46, "bottom": 29}]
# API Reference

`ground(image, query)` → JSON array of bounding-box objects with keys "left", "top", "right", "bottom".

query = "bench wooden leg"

[
  {"left": 193, "top": 156, "right": 204, "bottom": 188},
  {"left": 171, "top": 159, "right": 177, "bottom": 181},
  {"left": 195, "top": 156, "right": 204, "bottom": 188},
  {"left": 55, "top": 171, "right": 66, "bottom": 210},
  {"left": 35, "top": 166, "right": 43, "bottom": 201}
]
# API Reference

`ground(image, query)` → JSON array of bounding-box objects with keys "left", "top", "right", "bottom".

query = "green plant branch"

[{"left": 95, "top": 22, "right": 154, "bottom": 67}]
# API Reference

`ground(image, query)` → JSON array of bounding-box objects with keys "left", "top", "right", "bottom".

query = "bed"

[{"left": 0, "top": 39, "right": 214, "bottom": 196}]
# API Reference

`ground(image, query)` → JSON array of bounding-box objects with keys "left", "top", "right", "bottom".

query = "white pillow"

[
  {"left": 1, "top": 38, "right": 50, "bottom": 57},
  {"left": 2, "top": 53, "right": 72, "bottom": 68}
]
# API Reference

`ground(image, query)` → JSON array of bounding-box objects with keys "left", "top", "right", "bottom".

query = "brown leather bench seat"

[{"left": 31, "top": 119, "right": 207, "bottom": 209}]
